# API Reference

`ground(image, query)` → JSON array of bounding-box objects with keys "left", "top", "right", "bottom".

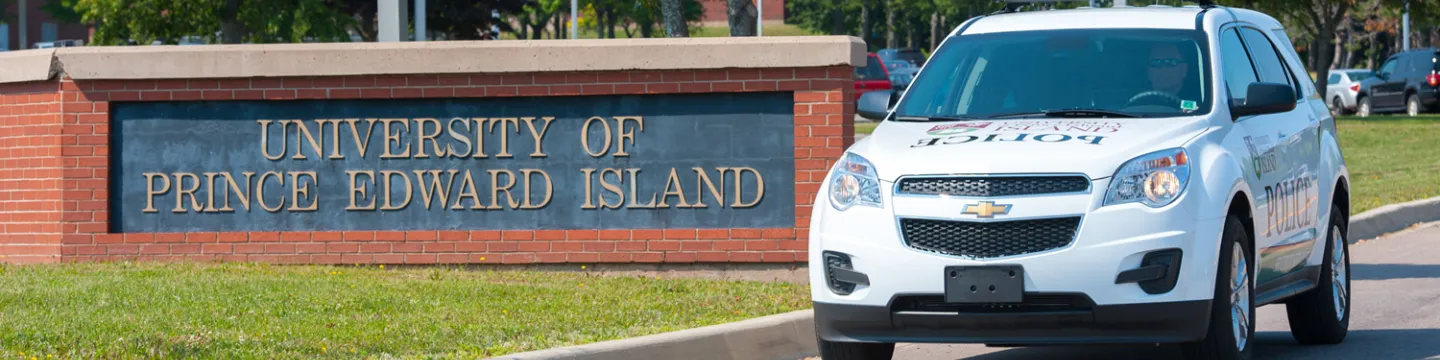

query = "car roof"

[
  {"left": 962, "top": 7, "right": 1205, "bottom": 35},
  {"left": 958, "top": 6, "right": 1285, "bottom": 36}
]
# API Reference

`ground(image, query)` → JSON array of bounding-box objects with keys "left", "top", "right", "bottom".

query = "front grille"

[
  {"left": 897, "top": 176, "right": 1089, "bottom": 197},
  {"left": 891, "top": 293, "right": 1094, "bottom": 313},
  {"left": 901, "top": 217, "right": 1081, "bottom": 258}
]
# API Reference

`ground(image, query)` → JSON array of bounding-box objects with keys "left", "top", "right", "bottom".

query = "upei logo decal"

[
  {"left": 1244, "top": 135, "right": 1278, "bottom": 178},
  {"left": 926, "top": 122, "right": 992, "bottom": 136}
]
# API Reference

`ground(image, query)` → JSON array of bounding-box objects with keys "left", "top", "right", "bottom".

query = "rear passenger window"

[
  {"left": 1239, "top": 28, "right": 1293, "bottom": 88},
  {"left": 1328, "top": 74, "right": 1341, "bottom": 84},
  {"left": 1219, "top": 28, "right": 1258, "bottom": 100}
]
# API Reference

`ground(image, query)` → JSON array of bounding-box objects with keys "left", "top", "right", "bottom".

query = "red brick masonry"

[{"left": 0, "top": 67, "right": 854, "bottom": 264}]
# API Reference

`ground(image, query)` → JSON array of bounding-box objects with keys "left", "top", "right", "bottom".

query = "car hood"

[{"left": 851, "top": 117, "right": 1212, "bottom": 181}]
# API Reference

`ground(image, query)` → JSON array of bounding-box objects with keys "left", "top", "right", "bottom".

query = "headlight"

[
  {"left": 1104, "top": 148, "right": 1190, "bottom": 208},
  {"left": 829, "top": 153, "right": 883, "bottom": 211}
]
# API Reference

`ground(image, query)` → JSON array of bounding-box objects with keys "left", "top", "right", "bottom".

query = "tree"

[
  {"left": 74, "top": 0, "right": 354, "bottom": 45},
  {"left": 427, "top": 0, "right": 526, "bottom": 40},
  {"left": 42, "top": 0, "right": 84, "bottom": 23},
  {"left": 727, "top": 0, "right": 756, "bottom": 36},
  {"left": 659, "top": 0, "right": 688, "bottom": 36}
]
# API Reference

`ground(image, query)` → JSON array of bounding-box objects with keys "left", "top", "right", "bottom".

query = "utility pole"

[
  {"left": 378, "top": 0, "right": 408, "bottom": 42},
  {"left": 19, "top": 0, "right": 27, "bottom": 49},
  {"left": 1399, "top": 0, "right": 1411, "bottom": 51},
  {"left": 571, "top": 0, "right": 578, "bottom": 39},
  {"left": 415, "top": 0, "right": 426, "bottom": 41},
  {"left": 757, "top": 0, "right": 763, "bottom": 37}
]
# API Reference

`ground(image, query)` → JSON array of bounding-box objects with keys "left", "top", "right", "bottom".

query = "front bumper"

[{"left": 814, "top": 299, "right": 1211, "bottom": 344}]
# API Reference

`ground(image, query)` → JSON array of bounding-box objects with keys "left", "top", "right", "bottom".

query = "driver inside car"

[{"left": 1132, "top": 41, "right": 1197, "bottom": 109}]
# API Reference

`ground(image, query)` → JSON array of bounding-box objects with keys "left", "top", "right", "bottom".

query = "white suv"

[{"left": 812, "top": 4, "right": 1351, "bottom": 360}]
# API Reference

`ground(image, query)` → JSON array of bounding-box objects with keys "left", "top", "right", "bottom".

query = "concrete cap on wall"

[
  {"left": 0, "top": 36, "right": 865, "bottom": 83},
  {"left": 0, "top": 49, "right": 59, "bottom": 83}
]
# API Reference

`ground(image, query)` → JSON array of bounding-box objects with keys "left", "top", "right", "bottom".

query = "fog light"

[
  {"left": 824, "top": 251, "right": 869, "bottom": 295},
  {"left": 1114, "top": 248, "right": 1183, "bottom": 295}
]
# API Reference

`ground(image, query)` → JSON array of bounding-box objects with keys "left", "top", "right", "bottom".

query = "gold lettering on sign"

[
  {"left": 380, "top": 170, "right": 413, "bottom": 210},
  {"left": 598, "top": 168, "right": 624, "bottom": 209},
  {"left": 347, "top": 170, "right": 377, "bottom": 210},
  {"left": 625, "top": 168, "right": 657, "bottom": 209},
  {"left": 172, "top": 172, "right": 203, "bottom": 213},
  {"left": 692, "top": 167, "right": 728, "bottom": 209},
  {"left": 657, "top": 167, "right": 692, "bottom": 208},
  {"left": 614, "top": 116, "right": 644, "bottom": 157},
  {"left": 218, "top": 171, "right": 255, "bottom": 212},
  {"left": 380, "top": 118, "right": 411, "bottom": 159},
  {"left": 143, "top": 172, "right": 171, "bottom": 213},
  {"left": 414, "top": 118, "right": 444, "bottom": 158},
  {"left": 291, "top": 120, "right": 325, "bottom": 160},
  {"left": 470, "top": 118, "right": 490, "bottom": 159},
  {"left": 258, "top": 120, "right": 287, "bottom": 161},
  {"left": 489, "top": 117, "right": 519, "bottom": 158},
  {"left": 582, "top": 116, "right": 612, "bottom": 158},
  {"left": 324, "top": 119, "right": 345, "bottom": 159},
  {"left": 446, "top": 117, "right": 473, "bottom": 159},
  {"left": 201, "top": 172, "right": 224, "bottom": 213},
  {"left": 289, "top": 171, "right": 318, "bottom": 212},
  {"left": 580, "top": 168, "right": 598, "bottom": 209},
  {"left": 519, "top": 169, "right": 553, "bottom": 209},
  {"left": 256, "top": 171, "right": 286, "bottom": 213},
  {"left": 731, "top": 167, "right": 765, "bottom": 208},
  {"left": 453, "top": 170, "right": 483, "bottom": 210},
  {"left": 520, "top": 117, "right": 554, "bottom": 158},
  {"left": 415, "top": 169, "right": 459, "bottom": 210},
  {"left": 488, "top": 169, "right": 520, "bottom": 209},
  {"left": 345, "top": 119, "right": 380, "bottom": 159}
]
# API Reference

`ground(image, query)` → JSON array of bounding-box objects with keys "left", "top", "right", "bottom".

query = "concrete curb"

[
  {"left": 1349, "top": 196, "right": 1440, "bottom": 242},
  {"left": 490, "top": 309, "right": 816, "bottom": 360},
  {"left": 493, "top": 196, "right": 1440, "bottom": 360}
]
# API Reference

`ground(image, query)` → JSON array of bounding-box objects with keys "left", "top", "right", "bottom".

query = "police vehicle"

[{"left": 812, "top": 1, "right": 1351, "bottom": 359}]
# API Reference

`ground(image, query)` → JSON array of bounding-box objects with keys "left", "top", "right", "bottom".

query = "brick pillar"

[{"left": 0, "top": 81, "right": 63, "bottom": 263}]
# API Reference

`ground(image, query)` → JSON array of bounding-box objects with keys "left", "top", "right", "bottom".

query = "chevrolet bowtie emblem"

[{"left": 962, "top": 201, "right": 1012, "bottom": 218}]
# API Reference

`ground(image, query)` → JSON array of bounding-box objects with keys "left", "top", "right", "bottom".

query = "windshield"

[
  {"left": 856, "top": 56, "right": 888, "bottom": 81},
  {"left": 894, "top": 29, "right": 1213, "bottom": 119}
]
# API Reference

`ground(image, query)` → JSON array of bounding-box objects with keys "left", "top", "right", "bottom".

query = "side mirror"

[
  {"left": 857, "top": 91, "right": 894, "bottom": 121},
  {"left": 1231, "top": 82, "right": 1296, "bottom": 119}
]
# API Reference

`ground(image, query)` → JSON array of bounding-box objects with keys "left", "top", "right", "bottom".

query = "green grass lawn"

[
  {"left": 853, "top": 115, "right": 1440, "bottom": 213},
  {"left": 0, "top": 262, "right": 809, "bottom": 358}
]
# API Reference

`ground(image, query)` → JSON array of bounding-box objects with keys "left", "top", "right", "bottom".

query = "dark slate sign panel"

[{"left": 111, "top": 93, "right": 795, "bottom": 232}]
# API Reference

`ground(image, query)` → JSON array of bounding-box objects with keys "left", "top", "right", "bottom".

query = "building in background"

[
  {"left": 698, "top": 0, "right": 788, "bottom": 26},
  {"left": 1, "top": 0, "right": 90, "bottom": 51}
]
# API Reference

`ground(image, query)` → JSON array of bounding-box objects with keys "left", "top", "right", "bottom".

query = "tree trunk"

[
  {"left": 885, "top": 3, "right": 896, "bottom": 48},
  {"left": 1311, "top": 6, "right": 1347, "bottom": 93},
  {"left": 830, "top": 5, "right": 845, "bottom": 35},
  {"left": 727, "top": 0, "right": 757, "bottom": 36},
  {"left": 661, "top": 0, "right": 689, "bottom": 37},
  {"left": 930, "top": 12, "right": 940, "bottom": 51},
  {"left": 606, "top": 9, "right": 616, "bottom": 38},
  {"left": 907, "top": 27, "right": 916, "bottom": 49},
  {"left": 860, "top": 0, "right": 871, "bottom": 45},
  {"left": 220, "top": 0, "right": 245, "bottom": 44}
]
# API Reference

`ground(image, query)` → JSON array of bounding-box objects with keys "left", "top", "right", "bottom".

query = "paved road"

[{"left": 889, "top": 222, "right": 1440, "bottom": 360}]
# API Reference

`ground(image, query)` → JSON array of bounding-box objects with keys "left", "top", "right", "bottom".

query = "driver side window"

[
  {"left": 1379, "top": 58, "right": 1398, "bottom": 77},
  {"left": 1219, "top": 28, "right": 1258, "bottom": 101}
]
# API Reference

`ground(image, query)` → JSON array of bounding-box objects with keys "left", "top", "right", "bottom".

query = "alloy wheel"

[
  {"left": 1231, "top": 244, "right": 1251, "bottom": 351},
  {"left": 1331, "top": 225, "right": 1349, "bottom": 321}
]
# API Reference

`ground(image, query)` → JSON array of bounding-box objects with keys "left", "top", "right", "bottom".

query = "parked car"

[
  {"left": 887, "top": 61, "right": 920, "bottom": 92},
  {"left": 1324, "top": 69, "right": 1372, "bottom": 115},
  {"left": 1354, "top": 47, "right": 1440, "bottom": 117},
  {"left": 826, "top": 4, "right": 1351, "bottom": 360},
  {"left": 877, "top": 48, "right": 927, "bottom": 68},
  {"left": 854, "top": 53, "right": 893, "bottom": 102}
]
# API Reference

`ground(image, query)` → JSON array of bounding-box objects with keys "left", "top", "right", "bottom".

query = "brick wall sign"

[
  {"left": 111, "top": 93, "right": 795, "bottom": 232},
  {"left": 0, "top": 37, "right": 861, "bottom": 264}
]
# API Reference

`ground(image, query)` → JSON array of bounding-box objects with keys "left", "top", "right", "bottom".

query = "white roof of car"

[{"left": 961, "top": 6, "right": 1207, "bottom": 35}]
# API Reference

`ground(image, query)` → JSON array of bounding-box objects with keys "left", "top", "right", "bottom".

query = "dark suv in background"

[{"left": 1357, "top": 47, "right": 1440, "bottom": 116}]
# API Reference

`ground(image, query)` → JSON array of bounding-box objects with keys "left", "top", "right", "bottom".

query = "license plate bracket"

[{"left": 943, "top": 265, "right": 1024, "bottom": 303}]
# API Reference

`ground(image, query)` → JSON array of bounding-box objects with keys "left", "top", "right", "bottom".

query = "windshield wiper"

[
  {"left": 988, "top": 108, "right": 1141, "bottom": 119},
  {"left": 892, "top": 115, "right": 983, "bottom": 122}
]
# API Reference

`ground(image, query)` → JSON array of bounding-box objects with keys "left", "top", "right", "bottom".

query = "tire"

[
  {"left": 1356, "top": 96, "right": 1372, "bottom": 117},
  {"left": 1182, "top": 215, "right": 1254, "bottom": 360},
  {"left": 817, "top": 335, "right": 894, "bottom": 360},
  {"left": 1330, "top": 98, "right": 1346, "bottom": 116},
  {"left": 1285, "top": 206, "right": 1352, "bottom": 344},
  {"left": 1407, "top": 94, "right": 1421, "bottom": 116}
]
